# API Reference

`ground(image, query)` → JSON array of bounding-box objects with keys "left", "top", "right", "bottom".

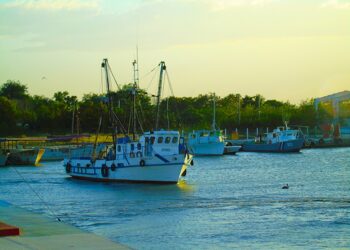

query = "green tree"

[{"left": 0, "top": 80, "right": 28, "bottom": 99}]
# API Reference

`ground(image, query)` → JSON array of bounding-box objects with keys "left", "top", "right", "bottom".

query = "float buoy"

[{"left": 101, "top": 164, "right": 109, "bottom": 177}]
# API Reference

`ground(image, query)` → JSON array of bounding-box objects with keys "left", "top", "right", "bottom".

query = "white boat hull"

[
  {"left": 65, "top": 154, "right": 192, "bottom": 183},
  {"left": 188, "top": 142, "right": 225, "bottom": 156}
]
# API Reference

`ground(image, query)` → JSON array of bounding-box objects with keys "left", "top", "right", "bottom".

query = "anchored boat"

[
  {"left": 241, "top": 126, "right": 304, "bottom": 153},
  {"left": 6, "top": 148, "right": 45, "bottom": 165},
  {"left": 64, "top": 131, "right": 192, "bottom": 183},
  {"left": 187, "top": 94, "right": 226, "bottom": 156},
  {"left": 64, "top": 58, "right": 193, "bottom": 183}
]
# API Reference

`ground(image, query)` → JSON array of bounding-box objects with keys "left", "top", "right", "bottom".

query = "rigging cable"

[
  {"left": 165, "top": 70, "right": 185, "bottom": 129},
  {"left": 144, "top": 66, "right": 159, "bottom": 91},
  {"left": 107, "top": 63, "right": 121, "bottom": 91}
]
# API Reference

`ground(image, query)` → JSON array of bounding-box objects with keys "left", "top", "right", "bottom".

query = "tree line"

[{"left": 1, "top": 80, "right": 345, "bottom": 137}]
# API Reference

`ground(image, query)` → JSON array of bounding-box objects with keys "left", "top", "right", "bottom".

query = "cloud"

[
  {"left": 193, "top": 0, "right": 279, "bottom": 11},
  {"left": 321, "top": 0, "right": 350, "bottom": 9},
  {"left": 0, "top": 0, "right": 100, "bottom": 11}
]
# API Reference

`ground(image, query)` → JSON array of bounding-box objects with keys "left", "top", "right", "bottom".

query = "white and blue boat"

[
  {"left": 64, "top": 130, "right": 192, "bottom": 183},
  {"left": 187, "top": 94, "right": 227, "bottom": 155},
  {"left": 64, "top": 59, "right": 193, "bottom": 183},
  {"left": 242, "top": 126, "right": 304, "bottom": 153},
  {"left": 188, "top": 129, "right": 225, "bottom": 155}
]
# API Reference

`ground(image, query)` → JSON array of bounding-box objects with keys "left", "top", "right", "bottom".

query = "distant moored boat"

[{"left": 241, "top": 126, "right": 304, "bottom": 153}]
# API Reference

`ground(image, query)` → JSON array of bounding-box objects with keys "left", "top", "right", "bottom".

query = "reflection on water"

[{"left": 0, "top": 148, "right": 350, "bottom": 249}]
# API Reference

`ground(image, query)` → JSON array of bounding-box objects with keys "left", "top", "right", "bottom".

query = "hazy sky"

[{"left": 0, "top": 0, "right": 349, "bottom": 103}]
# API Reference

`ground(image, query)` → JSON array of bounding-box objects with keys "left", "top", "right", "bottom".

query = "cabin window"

[
  {"left": 150, "top": 136, "right": 155, "bottom": 144},
  {"left": 117, "top": 145, "right": 121, "bottom": 152},
  {"left": 158, "top": 137, "right": 163, "bottom": 143},
  {"left": 172, "top": 137, "right": 178, "bottom": 144},
  {"left": 137, "top": 143, "right": 141, "bottom": 150},
  {"left": 131, "top": 144, "right": 135, "bottom": 151},
  {"left": 165, "top": 137, "right": 171, "bottom": 144}
]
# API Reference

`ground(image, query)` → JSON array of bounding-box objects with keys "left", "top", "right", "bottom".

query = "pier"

[{"left": 0, "top": 200, "right": 128, "bottom": 250}]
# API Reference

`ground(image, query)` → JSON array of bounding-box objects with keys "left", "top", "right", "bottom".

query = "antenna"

[{"left": 212, "top": 93, "right": 216, "bottom": 130}]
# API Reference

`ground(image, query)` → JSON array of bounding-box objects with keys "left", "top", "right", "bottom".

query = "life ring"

[
  {"left": 66, "top": 162, "right": 72, "bottom": 173},
  {"left": 136, "top": 151, "right": 142, "bottom": 158},
  {"left": 139, "top": 159, "right": 145, "bottom": 167},
  {"left": 130, "top": 152, "right": 135, "bottom": 158},
  {"left": 111, "top": 163, "right": 117, "bottom": 171},
  {"left": 101, "top": 164, "right": 109, "bottom": 177}
]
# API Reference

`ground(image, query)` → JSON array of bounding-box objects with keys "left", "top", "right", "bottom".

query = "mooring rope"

[{"left": 10, "top": 166, "right": 62, "bottom": 222}]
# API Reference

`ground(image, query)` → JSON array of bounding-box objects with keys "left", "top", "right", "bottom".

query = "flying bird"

[{"left": 41, "top": 76, "right": 46, "bottom": 80}]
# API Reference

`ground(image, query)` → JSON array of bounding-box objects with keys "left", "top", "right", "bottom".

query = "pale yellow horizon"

[{"left": 0, "top": 0, "right": 349, "bottom": 104}]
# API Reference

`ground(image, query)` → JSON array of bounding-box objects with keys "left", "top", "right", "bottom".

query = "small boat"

[
  {"left": 40, "top": 144, "right": 106, "bottom": 162},
  {"left": 223, "top": 144, "right": 241, "bottom": 155},
  {"left": 187, "top": 94, "right": 225, "bottom": 156},
  {"left": 0, "top": 150, "right": 9, "bottom": 166},
  {"left": 6, "top": 148, "right": 45, "bottom": 165},
  {"left": 241, "top": 126, "right": 304, "bottom": 153},
  {"left": 188, "top": 130, "right": 225, "bottom": 155}
]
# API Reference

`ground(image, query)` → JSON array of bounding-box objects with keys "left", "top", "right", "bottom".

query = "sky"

[{"left": 0, "top": 0, "right": 349, "bottom": 103}]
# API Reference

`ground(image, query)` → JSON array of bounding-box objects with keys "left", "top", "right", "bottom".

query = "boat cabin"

[
  {"left": 188, "top": 130, "right": 224, "bottom": 144},
  {"left": 112, "top": 131, "right": 183, "bottom": 160},
  {"left": 264, "top": 128, "right": 301, "bottom": 144}
]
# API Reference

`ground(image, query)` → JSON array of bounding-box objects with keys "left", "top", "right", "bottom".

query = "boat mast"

[
  {"left": 212, "top": 93, "right": 216, "bottom": 130},
  {"left": 101, "top": 58, "right": 116, "bottom": 146},
  {"left": 155, "top": 61, "right": 166, "bottom": 130},
  {"left": 132, "top": 56, "right": 139, "bottom": 140}
]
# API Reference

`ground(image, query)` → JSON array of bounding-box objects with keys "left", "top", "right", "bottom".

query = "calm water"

[{"left": 1, "top": 148, "right": 350, "bottom": 249}]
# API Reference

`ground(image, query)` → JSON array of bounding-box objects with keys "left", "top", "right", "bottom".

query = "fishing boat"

[
  {"left": 187, "top": 94, "right": 225, "bottom": 155},
  {"left": 64, "top": 59, "right": 193, "bottom": 183},
  {"left": 188, "top": 130, "right": 225, "bottom": 155},
  {"left": 64, "top": 131, "right": 192, "bottom": 183},
  {"left": 241, "top": 125, "right": 304, "bottom": 153},
  {"left": 6, "top": 148, "right": 45, "bottom": 165},
  {"left": 0, "top": 138, "right": 45, "bottom": 165}
]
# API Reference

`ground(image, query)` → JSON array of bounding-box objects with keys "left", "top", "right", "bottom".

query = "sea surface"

[{"left": 1, "top": 148, "right": 349, "bottom": 249}]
